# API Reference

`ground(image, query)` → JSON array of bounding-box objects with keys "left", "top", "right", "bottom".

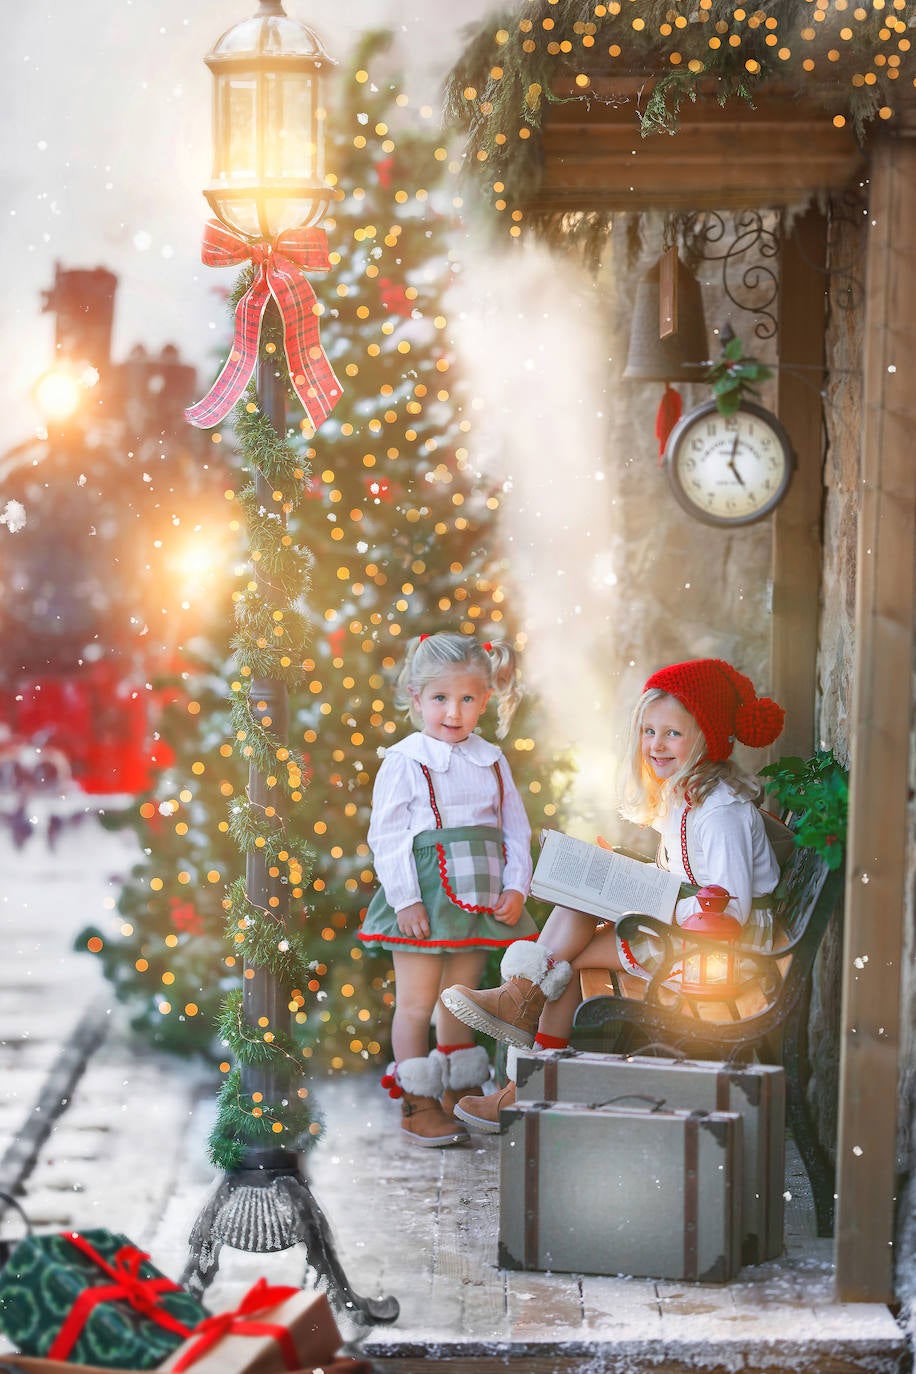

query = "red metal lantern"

[{"left": 677, "top": 885, "right": 742, "bottom": 996}]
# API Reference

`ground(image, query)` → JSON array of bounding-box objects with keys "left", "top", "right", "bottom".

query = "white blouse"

[
  {"left": 368, "top": 731, "right": 533, "bottom": 914},
  {"left": 654, "top": 781, "right": 780, "bottom": 928}
]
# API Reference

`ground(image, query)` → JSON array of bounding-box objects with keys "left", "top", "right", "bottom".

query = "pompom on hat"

[{"left": 643, "top": 658, "right": 785, "bottom": 762}]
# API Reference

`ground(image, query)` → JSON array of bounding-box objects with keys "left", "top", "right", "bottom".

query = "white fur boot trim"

[
  {"left": 500, "top": 941, "right": 572, "bottom": 1002},
  {"left": 396, "top": 1054, "right": 445, "bottom": 1097},
  {"left": 441, "top": 1044, "right": 491, "bottom": 1092}
]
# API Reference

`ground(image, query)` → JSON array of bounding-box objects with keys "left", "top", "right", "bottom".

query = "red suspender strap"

[
  {"left": 419, "top": 761, "right": 504, "bottom": 828},
  {"left": 418, "top": 764, "right": 443, "bottom": 828},
  {"left": 680, "top": 802, "right": 699, "bottom": 886}
]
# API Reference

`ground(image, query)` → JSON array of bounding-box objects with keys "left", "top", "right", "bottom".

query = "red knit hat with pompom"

[{"left": 643, "top": 659, "right": 785, "bottom": 762}]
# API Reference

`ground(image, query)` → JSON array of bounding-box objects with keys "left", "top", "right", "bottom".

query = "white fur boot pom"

[
  {"left": 500, "top": 940, "right": 572, "bottom": 1002},
  {"left": 396, "top": 1053, "right": 445, "bottom": 1098},
  {"left": 441, "top": 1044, "right": 491, "bottom": 1092}
]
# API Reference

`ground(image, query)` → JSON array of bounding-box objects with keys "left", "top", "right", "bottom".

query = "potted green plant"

[{"left": 758, "top": 750, "right": 848, "bottom": 871}]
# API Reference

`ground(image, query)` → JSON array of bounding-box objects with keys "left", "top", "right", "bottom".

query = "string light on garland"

[{"left": 443, "top": 0, "right": 911, "bottom": 232}]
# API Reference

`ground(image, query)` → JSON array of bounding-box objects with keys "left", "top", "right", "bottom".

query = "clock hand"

[{"left": 727, "top": 431, "right": 745, "bottom": 486}]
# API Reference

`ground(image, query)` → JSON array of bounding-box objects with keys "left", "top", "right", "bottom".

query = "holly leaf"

[
  {"left": 739, "top": 361, "right": 772, "bottom": 382},
  {"left": 717, "top": 390, "right": 743, "bottom": 415}
]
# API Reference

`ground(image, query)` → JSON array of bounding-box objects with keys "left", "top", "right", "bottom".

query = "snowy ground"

[
  {"left": 0, "top": 808, "right": 212, "bottom": 1293},
  {"left": 0, "top": 802, "right": 379, "bottom": 1351}
]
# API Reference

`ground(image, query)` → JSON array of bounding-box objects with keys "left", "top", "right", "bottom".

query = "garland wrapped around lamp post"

[
  {"left": 209, "top": 343, "right": 319, "bottom": 1173},
  {"left": 178, "top": 0, "right": 397, "bottom": 1325}
]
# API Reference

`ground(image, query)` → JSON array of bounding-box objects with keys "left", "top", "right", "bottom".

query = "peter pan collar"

[{"left": 391, "top": 730, "right": 501, "bottom": 771}]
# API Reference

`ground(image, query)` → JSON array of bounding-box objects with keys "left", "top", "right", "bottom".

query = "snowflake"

[{"left": 0, "top": 500, "right": 27, "bottom": 533}]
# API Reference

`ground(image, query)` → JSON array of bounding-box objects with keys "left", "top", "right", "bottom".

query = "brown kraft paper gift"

[{"left": 158, "top": 1283, "right": 342, "bottom": 1374}]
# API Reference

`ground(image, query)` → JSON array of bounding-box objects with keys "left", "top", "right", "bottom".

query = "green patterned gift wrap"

[{"left": 0, "top": 1229, "right": 209, "bottom": 1369}]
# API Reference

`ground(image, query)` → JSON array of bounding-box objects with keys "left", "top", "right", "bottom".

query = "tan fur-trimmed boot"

[
  {"left": 432, "top": 1045, "right": 491, "bottom": 1117},
  {"left": 453, "top": 1079, "right": 516, "bottom": 1134},
  {"left": 392, "top": 1055, "right": 469, "bottom": 1147},
  {"left": 439, "top": 941, "right": 572, "bottom": 1048}
]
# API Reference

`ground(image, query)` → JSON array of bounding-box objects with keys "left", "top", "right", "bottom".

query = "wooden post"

[
  {"left": 770, "top": 207, "right": 828, "bottom": 758},
  {"left": 835, "top": 125, "right": 916, "bottom": 1302}
]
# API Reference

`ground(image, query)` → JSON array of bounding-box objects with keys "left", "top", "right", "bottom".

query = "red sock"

[
  {"left": 534, "top": 1033, "right": 569, "bottom": 1050},
  {"left": 436, "top": 1041, "right": 475, "bottom": 1054}
]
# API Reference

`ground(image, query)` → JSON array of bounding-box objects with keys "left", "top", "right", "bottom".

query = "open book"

[{"left": 530, "top": 830, "right": 681, "bottom": 923}]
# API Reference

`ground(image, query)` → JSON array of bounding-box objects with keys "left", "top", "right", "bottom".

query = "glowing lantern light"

[
  {"left": 677, "top": 885, "right": 742, "bottom": 995},
  {"left": 204, "top": 0, "right": 337, "bottom": 240}
]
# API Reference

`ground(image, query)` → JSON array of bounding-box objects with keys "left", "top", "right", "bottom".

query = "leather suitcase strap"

[
  {"left": 684, "top": 1114, "right": 699, "bottom": 1281},
  {"left": 544, "top": 1059, "right": 558, "bottom": 1100},
  {"left": 524, "top": 1109, "right": 540, "bottom": 1269},
  {"left": 715, "top": 1070, "right": 731, "bottom": 1111}
]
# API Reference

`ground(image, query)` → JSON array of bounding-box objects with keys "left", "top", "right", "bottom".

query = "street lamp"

[
  {"left": 181, "top": 1, "right": 397, "bottom": 1326},
  {"left": 204, "top": 0, "right": 334, "bottom": 241}
]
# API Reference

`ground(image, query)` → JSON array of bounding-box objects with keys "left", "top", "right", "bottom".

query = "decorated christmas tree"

[{"left": 81, "top": 32, "right": 571, "bottom": 1088}]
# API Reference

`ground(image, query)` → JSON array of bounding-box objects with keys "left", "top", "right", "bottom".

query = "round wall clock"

[{"left": 663, "top": 398, "right": 795, "bottom": 527}]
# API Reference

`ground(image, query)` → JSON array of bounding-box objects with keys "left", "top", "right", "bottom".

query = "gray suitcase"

[
  {"left": 499, "top": 1098, "right": 743, "bottom": 1282},
  {"left": 510, "top": 1046, "right": 785, "bottom": 1264}
]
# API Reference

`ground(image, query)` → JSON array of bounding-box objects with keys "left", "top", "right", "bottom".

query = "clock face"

[{"left": 664, "top": 400, "right": 794, "bottom": 527}]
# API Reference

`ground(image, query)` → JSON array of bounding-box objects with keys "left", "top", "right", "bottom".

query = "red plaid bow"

[{"left": 185, "top": 219, "right": 342, "bottom": 432}]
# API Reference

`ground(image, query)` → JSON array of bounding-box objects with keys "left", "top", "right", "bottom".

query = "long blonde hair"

[
  {"left": 394, "top": 634, "right": 523, "bottom": 739},
  {"left": 619, "top": 688, "right": 761, "bottom": 826}
]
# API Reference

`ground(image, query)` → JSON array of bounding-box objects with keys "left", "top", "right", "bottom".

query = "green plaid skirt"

[{"left": 358, "top": 824, "right": 538, "bottom": 953}]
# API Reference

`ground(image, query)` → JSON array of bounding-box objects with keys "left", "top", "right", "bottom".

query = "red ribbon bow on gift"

[
  {"left": 48, "top": 1233, "right": 193, "bottom": 1360},
  {"left": 170, "top": 1278, "right": 302, "bottom": 1373},
  {"left": 185, "top": 219, "right": 342, "bottom": 433}
]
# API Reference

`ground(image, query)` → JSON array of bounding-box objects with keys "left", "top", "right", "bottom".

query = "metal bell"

[{"left": 623, "top": 254, "right": 709, "bottom": 383}]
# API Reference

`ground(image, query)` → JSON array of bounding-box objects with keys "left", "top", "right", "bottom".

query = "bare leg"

[
  {"left": 436, "top": 949, "right": 488, "bottom": 1043},
  {"left": 537, "top": 904, "right": 607, "bottom": 963},
  {"left": 391, "top": 951, "right": 448, "bottom": 1062},
  {"left": 538, "top": 921, "right": 624, "bottom": 1040}
]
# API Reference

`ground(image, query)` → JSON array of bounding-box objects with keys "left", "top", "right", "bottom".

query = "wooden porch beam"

[
  {"left": 835, "top": 124, "right": 916, "bottom": 1302},
  {"left": 770, "top": 207, "right": 828, "bottom": 760}
]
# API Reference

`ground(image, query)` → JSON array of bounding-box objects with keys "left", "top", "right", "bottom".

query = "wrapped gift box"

[
  {"left": 159, "top": 1284, "right": 344, "bottom": 1374},
  {"left": 0, "top": 1230, "right": 208, "bottom": 1370},
  {"left": 510, "top": 1046, "right": 785, "bottom": 1264},
  {"left": 499, "top": 1098, "right": 744, "bottom": 1282}
]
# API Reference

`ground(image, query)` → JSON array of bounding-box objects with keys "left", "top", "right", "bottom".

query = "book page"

[{"left": 531, "top": 831, "right": 680, "bottom": 922}]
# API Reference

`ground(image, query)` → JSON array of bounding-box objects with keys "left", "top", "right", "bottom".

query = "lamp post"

[{"left": 181, "top": 1, "right": 397, "bottom": 1324}]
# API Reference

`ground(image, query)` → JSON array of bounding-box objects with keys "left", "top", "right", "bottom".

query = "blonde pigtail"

[
  {"left": 393, "top": 636, "right": 425, "bottom": 727},
  {"left": 485, "top": 641, "right": 524, "bottom": 739}
]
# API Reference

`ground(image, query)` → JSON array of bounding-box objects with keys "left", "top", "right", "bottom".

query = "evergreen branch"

[
  {"left": 224, "top": 803, "right": 313, "bottom": 883},
  {"left": 234, "top": 595, "right": 313, "bottom": 665},
  {"left": 442, "top": 0, "right": 902, "bottom": 221},
  {"left": 235, "top": 499, "right": 315, "bottom": 588},
  {"left": 229, "top": 639, "right": 303, "bottom": 686},
  {"left": 208, "top": 1067, "right": 321, "bottom": 1170},
  {"left": 235, "top": 390, "right": 309, "bottom": 496},
  {"left": 218, "top": 989, "right": 308, "bottom": 1069},
  {"left": 230, "top": 692, "right": 310, "bottom": 782}
]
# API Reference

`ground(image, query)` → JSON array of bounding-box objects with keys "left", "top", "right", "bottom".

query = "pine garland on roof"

[{"left": 444, "top": 0, "right": 910, "bottom": 222}]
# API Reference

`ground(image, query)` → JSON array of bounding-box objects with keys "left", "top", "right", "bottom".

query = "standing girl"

[
  {"left": 441, "top": 658, "right": 785, "bottom": 1131},
  {"left": 359, "top": 633, "right": 538, "bottom": 1146}
]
